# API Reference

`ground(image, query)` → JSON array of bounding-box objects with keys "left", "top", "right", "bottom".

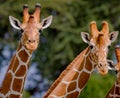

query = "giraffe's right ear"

[
  {"left": 9, "top": 16, "right": 21, "bottom": 30},
  {"left": 81, "top": 32, "right": 90, "bottom": 44},
  {"left": 107, "top": 59, "right": 117, "bottom": 71}
]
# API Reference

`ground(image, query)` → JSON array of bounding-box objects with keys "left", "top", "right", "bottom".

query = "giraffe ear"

[
  {"left": 9, "top": 16, "right": 21, "bottom": 30},
  {"left": 41, "top": 15, "right": 53, "bottom": 30},
  {"left": 109, "top": 31, "right": 119, "bottom": 43},
  {"left": 107, "top": 60, "right": 116, "bottom": 70},
  {"left": 81, "top": 32, "right": 90, "bottom": 44}
]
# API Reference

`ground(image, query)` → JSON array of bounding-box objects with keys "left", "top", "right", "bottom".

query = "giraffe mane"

[{"left": 44, "top": 47, "right": 89, "bottom": 97}]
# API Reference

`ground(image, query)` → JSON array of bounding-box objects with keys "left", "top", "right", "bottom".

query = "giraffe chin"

[
  {"left": 25, "top": 44, "right": 38, "bottom": 51},
  {"left": 97, "top": 67, "right": 108, "bottom": 75}
]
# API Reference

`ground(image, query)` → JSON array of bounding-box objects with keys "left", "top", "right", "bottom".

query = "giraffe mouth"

[
  {"left": 97, "top": 64, "right": 108, "bottom": 75},
  {"left": 24, "top": 43, "right": 38, "bottom": 51},
  {"left": 99, "top": 69, "right": 108, "bottom": 75}
]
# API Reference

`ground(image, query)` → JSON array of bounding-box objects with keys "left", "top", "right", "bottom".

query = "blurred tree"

[
  {"left": 80, "top": 72, "right": 116, "bottom": 98},
  {"left": 0, "top": 0, "right": 120, "bottom": 97},
  {"left": 23, "top": 91, "right": 31, "bottom": 98}
]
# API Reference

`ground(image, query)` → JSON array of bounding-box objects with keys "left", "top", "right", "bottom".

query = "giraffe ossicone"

[{"left": 0, "top": 3, "right": 53, "bottom": 98}]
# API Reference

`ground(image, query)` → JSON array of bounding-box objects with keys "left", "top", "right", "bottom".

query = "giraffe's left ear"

[
  {"left": 9, "top": 16, "right": 21, "bottom": 30},
  {"left": 81, "top": 32, "right": 90, "bottom": 44},
  {"left": 109, "top": 31, "right": 119, "bottom": 43},
  {"left": 41, "top": 15, "right": 53, "bottom": 30},
  {"left": 107, "top": 60, "right": 115, "bottom": 70}
]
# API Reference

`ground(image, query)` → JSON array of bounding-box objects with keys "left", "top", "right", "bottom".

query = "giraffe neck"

[
  {"left": 0, "top": 42, "right": 32, "bottom": 98},
  {"left": 106, "top": 72, "right": 120, "bottom": 98},
  {"left": 44, "top": 47, "right": 97, "bottom": 98}
]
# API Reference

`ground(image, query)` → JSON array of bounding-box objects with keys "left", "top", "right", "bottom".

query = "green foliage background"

[{"left": 0, "top": 0, "right": 120, "bottom": 98}]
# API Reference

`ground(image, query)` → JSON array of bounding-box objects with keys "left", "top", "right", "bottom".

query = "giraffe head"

[
  {"left": 81, "top": 21, "right": 118, "bottom": 75},
  {"left": 9, "top": 3, "right": 53, "bottom": 52}
]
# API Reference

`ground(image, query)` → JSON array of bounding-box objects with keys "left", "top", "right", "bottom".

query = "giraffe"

[
  {"left": 0, "top": 3, "right": 53, "bottom": 98},
  {"left": 106, "top": 46, "right": 120, "bottom": 98},
  {"left": 44, "top": 21, "right": 118, "bottom": 98}
]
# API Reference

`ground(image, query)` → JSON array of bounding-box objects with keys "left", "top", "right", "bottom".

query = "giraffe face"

[
  {"left": 89, "top": 33, "right": 110, "bottom": 75},
  {"left": 20, "top": 20, "right": 40, "bottom": 51},
  {"left": 9, "top": 4, "right": 53, "bottom": 51},
  {"left": 81, "top": 21, "right": 118, "bottom": 75}
]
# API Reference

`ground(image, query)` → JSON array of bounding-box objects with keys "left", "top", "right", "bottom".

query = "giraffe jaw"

[
  {"left": 97, "top": 65, "right": 108, "bottom": 75},
  {"left": 21, "top": 37, "right": 39, "bottom": 51},
  {"left": 25, "top": 43, "right": 38, "bottom": 51}
]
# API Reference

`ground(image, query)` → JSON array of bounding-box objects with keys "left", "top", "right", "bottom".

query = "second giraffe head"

[{"left": 81, "top": 21, "right": 118, "bottom": 75}]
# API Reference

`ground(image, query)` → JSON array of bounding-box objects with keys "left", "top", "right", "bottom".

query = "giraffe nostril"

[
  {"left": 28, "top": 40, "right": 31, "bottom": 43},
  {"left": 28, "top": 40, "right": 36, "bottom": 43}
]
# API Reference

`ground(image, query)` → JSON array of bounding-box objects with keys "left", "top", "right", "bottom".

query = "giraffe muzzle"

[
  {"left": 24, "top": 40, "right": 39, "bottom": 51},
  {"left": 97, "top": 63, "right": 108, "bottom": 75}
]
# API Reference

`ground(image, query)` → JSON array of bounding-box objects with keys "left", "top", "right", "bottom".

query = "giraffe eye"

[
  {"left": 108, "top": 45, "right": 111, "bottom": 49},
  {"left": 20, "top": 29, "right": 24, "bottom": 33},
  {"left": 39, "top": 29, "right": 42, "bottom": 33},
  {"left": 89, "top": 45, "right": 94, "bottom": 49}
]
